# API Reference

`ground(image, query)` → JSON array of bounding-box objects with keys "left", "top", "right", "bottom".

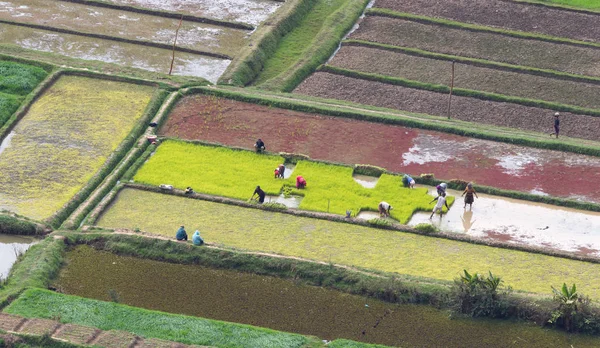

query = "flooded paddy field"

[
  {"left": 100, "top": 0, "right": 283, "bottom": 26},
  {"left": 96, "top": 188, "right": 600, "bottom": 298},
  {"left": 0, "top": 76, "right": 154, "bottom": 220},
  {"left": 0, "top": 234, "right": 36, "bottom": 279},
  {"left": 0, "top": 24, "right": 229, "bottom": 82},
  {"left": 0, "top": 0, "right": 249, "bottom": 58},
  {"left": 161, "top": 95, "right": 600, "bottom": 203},
  {"left": 409, "top": 188, "right": 600, "bottom": 256},
  {"left": 54, "top": 245, "right": 600, "bottom": 347}
]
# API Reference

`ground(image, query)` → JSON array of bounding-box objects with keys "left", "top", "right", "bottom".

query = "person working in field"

[
  {"left": 296, "top": 175, "right": 307, "bottom": 189},
  {"left": 550, "top": 112, "right": 560, "bottom": 138},
  {"left": 430, "top": 192, "right": 449, "bottom": 219},
  {"left": 185, "top": 187, "right": 194, "bottom": 195},
  {"left": 278, "top": 164, "right": 286, "bottom": 178},
  {"left": 403, "top": 174, "right": 415, "bottom": 188},
  {"left": 378, "top": 201, "right": 393, "bottom": 217},
  {"left": 462, "top": 182, "right": 479, "bottom": 210},
  {"left": 192, "top": 230, "right": 204, "bottom": 246},
  {"left": 436, "top": 182, "right": 447, "bottom": 196},
  {"left": 176, "top": 225, "right": 188, "bottom": 241},
  {"left": 251, "top": 185, "right": 266, "bottom": 204},
  {"left": 274, "top": 167, "right": 280, "bottom": 179},
  {"left": 255, "top": 138, "right": 266, "bottom": 153}
]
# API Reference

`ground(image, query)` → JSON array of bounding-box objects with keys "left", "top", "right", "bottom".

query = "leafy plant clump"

[
  {"left": 414, "top": 223, "right": 438, "bottom": 234},
  {"left": 0, "top": 60, "right": 48, "bottom": 128},
  {"left": 133, "top": 141, "right": 453, "bottom": 223},
  {"left": 452, "top": 270, "right": 512, "bottom": 318}
]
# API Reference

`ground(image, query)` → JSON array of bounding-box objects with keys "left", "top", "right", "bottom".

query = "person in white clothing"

[
  {"left": 429, "top": 192, "right": 449, "bottom": 219},
  {"left": 378, "top": 201, "right": 393, "bottom": 217}
]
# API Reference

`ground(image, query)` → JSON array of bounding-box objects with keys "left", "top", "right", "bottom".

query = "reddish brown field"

[
  {"left": 162, "top": 95, "right": 600, "bottom": 203},
  {"left": 294, "top": 72, "right": 600, "bottom": 141},
  {"left": 350, "top": 16, "right": 600, "bottom": 78},
  {"left": 375, "top": 0, "right": 600, "bottom": 43},
  {"left": 330, "top": 45, "right": 600, "bottom": 110}
]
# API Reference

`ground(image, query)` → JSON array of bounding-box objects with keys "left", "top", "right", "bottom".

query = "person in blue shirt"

[
  {"left": 176, "top": 225, "right": 188, "bottom": 241},
  {"left": 192, "top": 230, "right": 204, "bottom": 246}
]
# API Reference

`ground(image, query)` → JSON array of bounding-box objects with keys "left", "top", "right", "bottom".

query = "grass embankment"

[
  {"left": 0, "top": 214, "right": 47, "bottom": 235},
  {"left": 527, "top": 0, "right": 600, "bottom": 10},
  {"left": 0, "top": 76, "right": 154, "bottom": 221},
  {"left": 255, "top": 0, "right": 370, "bottom": 92},
  {"left": 0, "top": 60, "right": 48, "bottom": 128},
  {"left": 329, "top": 44, "right": 600, "bottom": 110},
  {"left": 96, "top": 188, "right": 600, "bottom": 298},
  {"left": 133, "top": 141, "right": 451, "bottom": 222},
  {"left": 5, "top": 289, "right": 319, "bottom": 348}
]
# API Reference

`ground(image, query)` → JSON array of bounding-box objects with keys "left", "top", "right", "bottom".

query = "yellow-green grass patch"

[
  {"left": 0, "top": 76, "right": 154, "bottom": 220},
  {"left": 98, "top": 188, "right": 600, "bottom": 299},
  {"left": 133, "top": 141, "right": 451, "bottom": 222}
]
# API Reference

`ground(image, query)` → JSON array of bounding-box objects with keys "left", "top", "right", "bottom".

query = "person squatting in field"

[
  {"left": 255, "top": 138, "right": 266, "bottom": 153},
  {"left": 462, "top": 182, "right": 479, "bottom": 210},
  {"left": 378, "top": 201, "right": 392, "bottom": 217},
  {"left": 430, "top": 192, "right": 449, "bottom": 219}
]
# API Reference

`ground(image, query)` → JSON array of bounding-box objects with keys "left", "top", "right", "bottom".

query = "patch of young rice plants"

[
  {"left": 133, "top": 141, "right": 451, "bottom": 222},
  {"left": 5, "top": 289, "right": 314, "bottom": 348},
  {"left": 535, "top": 0, "right": 600, "bottom": 9},
  {"left": 0, "top": 76, "right": 154, "bottom": 220},
  {"left": 0, "top": 60, "right": 48, "bottom": 127},
  {"left": 97, "top": 188, "right": 600, "bottom": 298}
]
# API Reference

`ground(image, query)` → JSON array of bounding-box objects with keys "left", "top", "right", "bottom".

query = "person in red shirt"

[{"left": 296, "top": 175, "right": 307, "bottom": 189}]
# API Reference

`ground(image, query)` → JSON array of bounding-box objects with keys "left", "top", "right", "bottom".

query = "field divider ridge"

[
  {"left": 343, "top": 39, "right": 600, "bottom": 86},
  {"left": 367, "top": 8, "right": 600, "bottom": 50},
  {"left": 507, "top": 0, "right": 600, "bottom": 15}
]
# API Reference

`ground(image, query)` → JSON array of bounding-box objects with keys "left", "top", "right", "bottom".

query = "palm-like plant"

[{"left": 551, "top": 283, "right": 578, "bottom": 331}]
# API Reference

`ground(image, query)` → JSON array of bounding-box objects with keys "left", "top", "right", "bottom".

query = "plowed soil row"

[
  {"left": 350, "top": 16, "right": 600, "bottom": 78},
  {"left": 375, "top": 0, "right": 600, "bottom": 43},
  {"left": 160, "top": 95, "right": 600, "bottom": 203},
  {"left": 330, "top": 44, "right": 600, "bottom": 109},
  {"left": 294, "top": 72, "right": 600, "bottom": 141}
]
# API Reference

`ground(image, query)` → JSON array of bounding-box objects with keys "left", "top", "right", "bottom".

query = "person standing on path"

[
  {"left": 550, "top": 112, "right": 560, "bottom": 138},
  {"left": 429, "top": 192, "right": 449, "bottom": 219},
  {"left": 462, "top": 182, "right": 479, "bottom": 210}
]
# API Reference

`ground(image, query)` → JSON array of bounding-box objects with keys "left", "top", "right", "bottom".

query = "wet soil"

[
  {"left": 161, "top": 95, "right": 600, "bottom": 203},
  {"left": 408, "top": 188, "right": 600, "bottom": 256},
  {"left": 330, "top": 45, "right": 600, "bottom": 110},
  {"left": 0, "top": 24, "right": 230, "bottom": 82},
  {"left": 101, "top": 0, "right": 282, "bottom": 26},
  {"left": 375, "top": 0, "right": 600, "bottom": 43},
  {"left": 54, "top": 245, "right": 600, "bottom": 347},
  {"left": 0, "top": 0, "right": 249, "bottom": 58},
  {"left": 349, "top": 16, "right": 600, "bottom": 77},
  {"left": 294, "top": 72, "right": 600, "bottom": 142},
  {"left": 0, "top": 234, "right": 35, "bottom": 279}
]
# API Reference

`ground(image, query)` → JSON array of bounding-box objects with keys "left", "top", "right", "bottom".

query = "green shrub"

[
  {"left": 414, "top": 223, "right": 438, "bottom": 234},
  {"left": 452, "top": 270, "right": 513, "bottom": 318},
  {"left": 354, "top": 164, "right": 385, "bottom": 177},
  {"left": 367, "top": 218, "right": 392, "bottom": 227}
]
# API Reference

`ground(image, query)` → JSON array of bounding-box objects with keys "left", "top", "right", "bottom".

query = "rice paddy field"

[
  {"left": 0, "top": 76, "right": 154, "bottom": 220},
  {"left": 133, "top": 140, "right": 451, "bottom": 221},
  {"left": 96, "top": 188, "right": 600, "bottom": 299}
]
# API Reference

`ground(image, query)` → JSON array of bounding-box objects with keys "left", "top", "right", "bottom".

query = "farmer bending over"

[
  {"left": 378, "top": 201, "right": 393, "bottom": 217},
  {"left": 255, "top": 138, "right": 266, "bottom": 153},
  {"left": 296, "top": 175, "right": 307, "bottom": 189},
  {"left": 176, "top": 225, "right": 188, "bottom": 241},
  {"left": 430, "top": 192, "right": 449, "bottom": 219},
  {"left": 278, "top": 164, "right": 286, "bottom": 178},
  {"left": 252, "top": 185, "right": 266, "bottom": 204}
]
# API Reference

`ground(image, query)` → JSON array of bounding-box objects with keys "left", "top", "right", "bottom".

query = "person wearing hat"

[
  {"left": 550, "top": 112, "right": 560, "bottom": 138},
  {"left": 378, "top": 201, "right": 393, "bottom": 217}
]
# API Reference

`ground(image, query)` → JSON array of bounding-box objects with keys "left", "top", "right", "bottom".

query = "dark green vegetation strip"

[
  {"left": 0, "top": 238, "right": 64, "bottom": 308},
  {"left": 319, "top": 65, "right": 600, "bottom": 116},
  {"left": 6, "top": 289, "right": 316, "bottom": 348},
  {"left": 194, "top": 86, "right": 600, "bottom": 158},
  {"left": 514, "top": 0, "right": 600, "bottom": 12},
  {"left": 0, "top": 19, "right": 232, "bottom": 60},
  {"left": 367, "top": 8, "right": 600, "bottom": 49},
  {"left": 57, "top": 0, "right": 254, "bottom": 30},
  {"left": 48, "top": 88, "right": 170, "bottom": 229},
  {"left": 344, "top": 39, "right": 600, "bottom": 86},
  {"left": 254, "top": 0, "right": 370, "bottom": 92},
  {"left": 0, "top": 214, "right": 46, "bottom": 235},
  {"left": 0, "top": 60, "right": 48, "bottom": 128},
  {"left": 218, "top": 0, "right": 317, "bottom": 86}
]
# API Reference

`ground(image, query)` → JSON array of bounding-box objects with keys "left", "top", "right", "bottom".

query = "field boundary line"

[
  {"left": 507, "top": 0, "right": 600, "bottom": 15},
  {"left": 343, "top": 39, "right": 600, "bottom": 86},
  {"left": 56, "top": 0, "right": 254, "bottom": 30},
  {"left": 367, "top": 8, "right": 600, "bottom": 50},
  {"left": 195, "top": 85, "right": 600, "bottom": 157},
  {"left": 0, "top": 19, "right": 232, "bottom": 60}
]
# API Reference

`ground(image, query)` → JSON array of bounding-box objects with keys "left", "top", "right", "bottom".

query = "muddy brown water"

[
  {"left": 0, "top": 234, "right": 36, "bottom": 279},
  {"left": 0, "top": 23, "right": 230, "bottom": 82},
  {"left": 55, "top": 245, "right": 600, "bottom": 347},
  {"left": 408, "top": 188, "right": 600, "bottom": 256}
]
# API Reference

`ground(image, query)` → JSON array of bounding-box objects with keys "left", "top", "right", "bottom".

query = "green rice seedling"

[
  {"left": 0, "top": 61, "right": 48, "bottom": 96},
  {"left": 133, "top": 141, "right": 453, "bottom": 222}
]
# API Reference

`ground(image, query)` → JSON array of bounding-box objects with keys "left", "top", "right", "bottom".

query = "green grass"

[
  {"left": 4, "top": 289, "right": 317, "bottom": 348},
  {"left": 0, "top": 93, "right": 23, "bottom": 128},
  {"left": 253, "top": 0, "right": 348, "bottom": 85},
  {"left": 97, "top": 188, "right": 600, "bottom": 298},
  {"left": 528, "top": 0, "right": 600, "bottom": 10},
  {"left": 133, "top": 141, "right": 452, "bottom": 222},
  {"left": 0, "top": 60, "right": 48, "bottom": 128}
]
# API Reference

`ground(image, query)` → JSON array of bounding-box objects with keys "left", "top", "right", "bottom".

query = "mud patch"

[
  {"left": 353, "top": 174, "right": 379, "bottom": 188},
  {"left": 265, "top": 194, "right": 303, "bottom": 208},
  {"left": 0, "top": 131, "right": 15, "bottom": 156}
]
